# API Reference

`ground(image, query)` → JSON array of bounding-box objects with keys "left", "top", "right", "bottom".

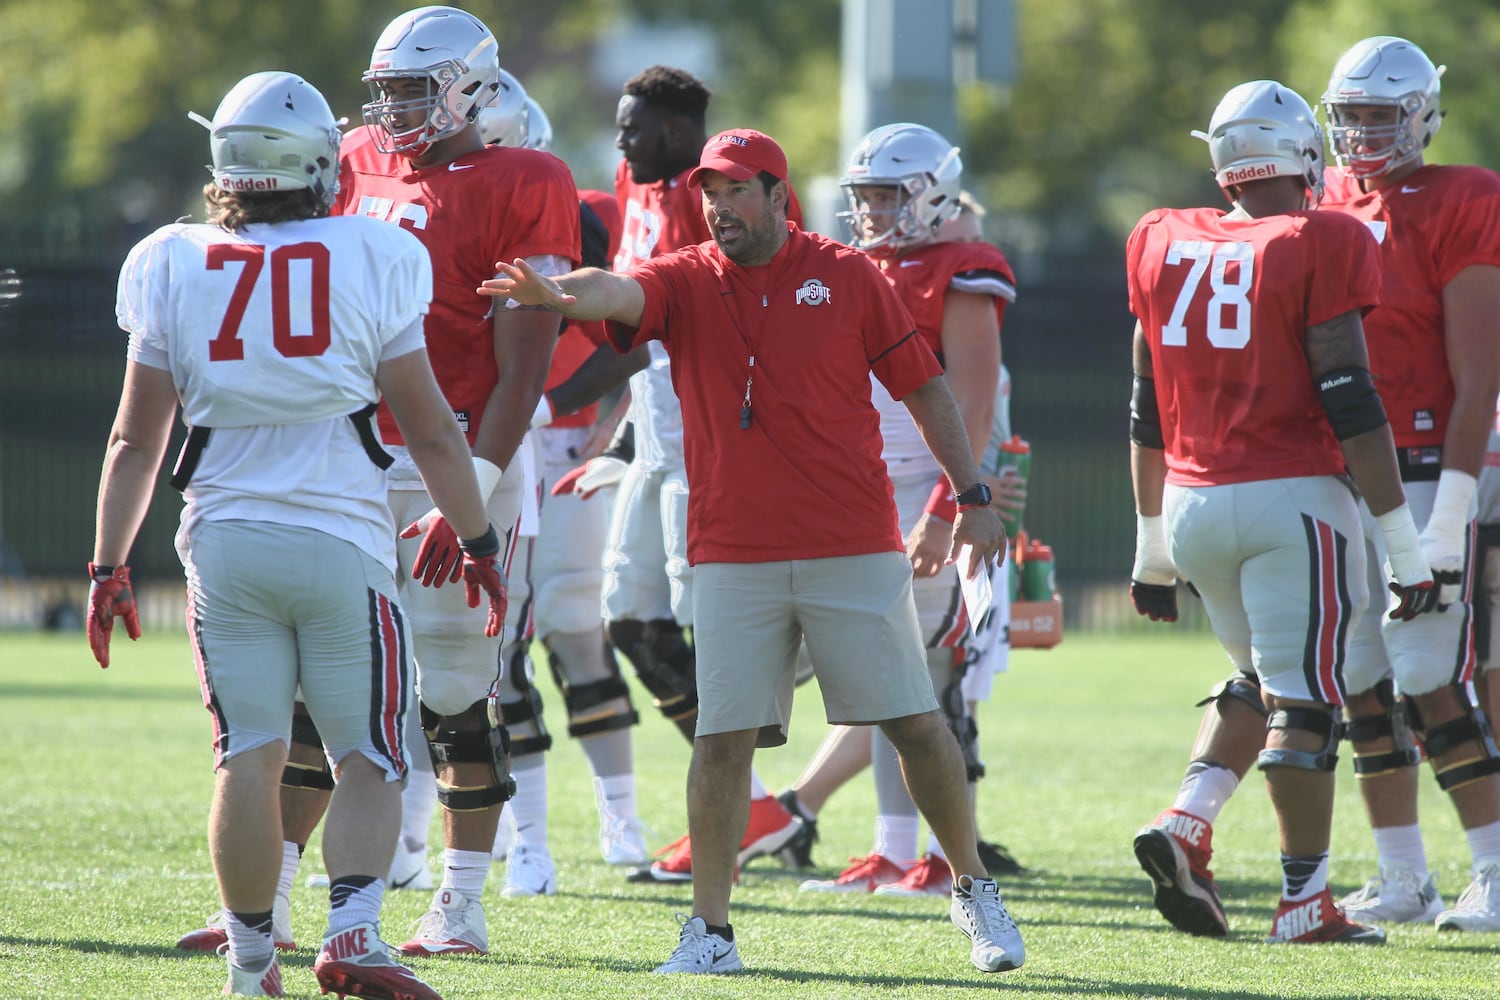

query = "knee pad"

[
  {"left": 494, "top": 644, "right": 552, "bottom": 757},
  {"left": 608, "top": 618, "right": 698, "bottom": 723},
  {"left": 546, "top": 635, "right": 639, "bottom": 740},
  {"left": 1405, "top": 685, "right": 1500, "bottom": 791},
  {"left": 1257, "top": 705, "right": 1340, "bottom": 773},
  {"left": 938, "top": 674, "right": 984, "bottom": 782},
  {"left": 282, "top": 703, "right": 334, "bottom": 791},
  {"left": 420, "top": 698, "right": 516, "bottom": 812},
  {"left": 1344, "top": 679, "right": 1422, "bottom": 776},
  {"left": 1195, "top": 671, "right": 1267, "bottom": 717}
]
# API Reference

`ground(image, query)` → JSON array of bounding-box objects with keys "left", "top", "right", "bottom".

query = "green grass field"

[{"left": 1, "top": 628, "right": 1494, "bottom": 999}]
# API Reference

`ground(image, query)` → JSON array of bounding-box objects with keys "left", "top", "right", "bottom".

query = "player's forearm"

[
  {"left": 93, "top": 440, "right": 160, "bottom": 566},
  {"left": 1131, "top": 442, "right": 1166, "bottom": 518},
  {"left": 546, "top": 342, "right": 648, "bottom": 418},
  {"left": 1338, "top": 425, "right": 1406, "bottom": 518},
  {"left": 904, "top": 375, "right": 985, "bottom": 493},
  {"left": 1441, "top": 381, "right": 1499, "bottom": 478},
  {"left": 405, "top": 422, "right": 492, "bottom": 541}
]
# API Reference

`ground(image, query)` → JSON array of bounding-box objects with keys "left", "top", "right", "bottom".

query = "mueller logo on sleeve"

[{"left": 794, "top": 278, "right": 831, "bottom": 306}]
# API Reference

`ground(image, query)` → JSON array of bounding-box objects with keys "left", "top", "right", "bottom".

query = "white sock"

[
  {"left": 1171, "top": 763, "right": 1239, "bottom": 824},
  {"left": 1281, "top": 853, "right": 1329, "bottom": 902},
  {"left": 400, "top": 769, "right": 438, "bottom": 853},
  {"left": 326, "top": 876, "right": 385, "bottom": 936},
  {"left": 874, "top": 814, "right": 919, "bottom": 862},
  {"left": 509, "top": 755, "right": 549, "bottom": 850},
  {"left": 440, "top": 848, "right": 491, "bottom": 899},
  {"left": 1372, "top": 824, "right": 1429, "bottom": 875},
  {"left": 1464, "top": 819, "right": 1500, "bottom": 871},
  {"left": 594, "top": 774, "right": 638, "bottom": 822},
  {"left": 225, "top": 910, "right": 274, "bottom": 969},
  {"left": 276, "top": 841, "right": 301, "bottom": 900},
  {"left": 749, "top": 770, "right": 768, "bottom": 799}
]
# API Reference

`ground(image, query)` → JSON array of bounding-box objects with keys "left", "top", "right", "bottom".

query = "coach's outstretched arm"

[{"left": 479, "top": 259, "right": 646, "bottom": 327}]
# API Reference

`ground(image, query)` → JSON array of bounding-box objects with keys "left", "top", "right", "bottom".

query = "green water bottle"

[
  {"left": 990, "top": 436, "right": 1030, "bottom": 538},
  {"left": 1021, "top": 539, "right": 1055, "bottom": 601}
]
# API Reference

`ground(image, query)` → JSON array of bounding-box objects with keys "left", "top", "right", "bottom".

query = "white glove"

[{"left": 1417, "top": 469, "right": 1475, "bottom": 610}]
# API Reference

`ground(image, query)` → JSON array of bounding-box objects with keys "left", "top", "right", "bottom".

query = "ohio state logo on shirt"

[{"left": 795, "top": 278, "right": 831, "bottom": 306}]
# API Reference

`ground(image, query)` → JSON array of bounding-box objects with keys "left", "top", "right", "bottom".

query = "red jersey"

[
  {"left": 1126, "top": 206, "right": 1381, "bottom": 486},
  {"left": 613, "top": 223, "right": 940, "bottom": 563},
  {"left": 547, "top": 189, "right": 625, "bottom": 429},
  {"left": 1323, "top": 164, "right": 1500, "bottom": 451},
  {"left": 334, "top": 125, "right": 580, "bottom": 444},
  {"left": 878, "top": 240, "right": 1016, "bottom": 360}
]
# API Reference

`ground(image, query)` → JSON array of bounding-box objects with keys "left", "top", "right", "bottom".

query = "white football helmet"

[
  {"left": 188, "top": 71, "right": 342, "bottom": 207},
  {"left": 838, "top": 123, "right": 962, "bottom": 254},
  {"left": 475, "top": 67, "right": 528, "bottom": 146},
  {"left": 1322, "top": 35, "right": 1444, "bottom": 179},
  {"left": 1192, "top": 80, "right": 1325, "bottom": 207},
  {"left": 362, "top": 5, "right": 500, "bottom": 156},
  {"left": 521, "top": 99, "right": 553, "bottom": 152}
]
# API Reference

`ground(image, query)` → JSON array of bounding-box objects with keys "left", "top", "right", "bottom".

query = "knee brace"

[
  {"left": 282, "top": 703, "right": 334, "bottom": 791},
  {"left": 1344, "top": 679, "right": 1422, "bottom": 776},
  {"left": 420, "top": 698, "right": 516, "bottom": 812},
  {"left": 938, "top": 674, "right": 984, "bottom": 782},
  {"left": 1406, "top": 685, "right": 1500, "bottom": 791},
  {"left": 1195, "top": 671, "right": 1268, "bottom": 717},
  {"left": 1257, "top": 705, "right": 1340, "bottom": 773},
  {"left": 546, "top": 640, "right": 639, "bottom": 740},
  {"left": 494, "top": 644, "right": 552, "bottom": 757},
  {"left": 608, "top": 618, "right": 698, "bottom": 723}
]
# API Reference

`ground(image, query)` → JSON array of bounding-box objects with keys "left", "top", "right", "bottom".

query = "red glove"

[
  {"left": 401, "top": 513, "right": 464, "bottom": 588},
  {"left": 457, "top": 525, "right": 507, "bottom": 637},
  {"left": 87, "top": 563, "right": 141, "bottom": 668}
]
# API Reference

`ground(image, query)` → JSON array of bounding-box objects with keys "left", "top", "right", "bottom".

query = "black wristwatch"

[{"left": 954, "top": 482, "right": 992, "bottom": 510}]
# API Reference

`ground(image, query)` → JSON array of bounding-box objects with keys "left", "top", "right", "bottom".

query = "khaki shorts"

[
  {"left": 693, "top": 551, "right": 938, "bottom": 747},
  {"left": 177, "top": 519, "right": 410, "bottom": 777}
]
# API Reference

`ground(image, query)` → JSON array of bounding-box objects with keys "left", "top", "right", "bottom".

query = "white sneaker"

[
  {"left": 600, "top": 814, "right": 650, "bottom": 866},
  {"left": 1436, "top": 862, "right": 1500, "bottom": 932},
  {"left": 177, "top": 894, "right": 295, "bottom": 953},
  {"left": 951, "top": 874, "right": 1025, "bottom": 973},
  {"left": 653, "top": 914, "right": 743, "bottom": 974},
  {"left": 388, "top": 842, "right": 435, "bottom": 891},
  {"left": 397, "top": 888, "right": 489, "bottom": 956},
  {"left": 1339, "top": 866, "right": 1444, "bottom": 924},
  {"left": 502, "top": 844, "right": 558, "bottom": 897},
  {"left": 223, "top": 951, "right": 284, "bottom": 996}
]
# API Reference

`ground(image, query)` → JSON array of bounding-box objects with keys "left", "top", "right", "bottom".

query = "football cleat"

[
  {"left": 1340, "top": 865, "right": 1445, "bottom": 924},
  {"left": 1435, "top": 862, "right": 1500, "bottom": 932},
  {"left": 315, "top": 921, "right": 442, "bottom": 1000},
  {"left": 875, "top": 852, "right": 954, "bottom": 896},
  {"left": 652, "top": 914, "right": 743, "bottom": 975},
  {"left": 1133, "top": 808, "right": 1228, "bottom": 937},
  {"left": 1266, "top": 889, "right": 1386, "bottom": 944},
  {"left": 223, "top": 951, "right": 284, "bottom": 997},
  {"left": 398, "top": 889, "right": 488, "bottom": 957},
  {"left": 977, "top": 840, "right": 1029, "bottom": 877},
  {"left": 500, "top": 845, "right": 557, "bottom": 897},
  {"left": 799, "top": 853, "right": 908, "bottom": 894},
  {"left": 178, "top": 895, "right": 295, "bottom": 953},
  {"left": 951, "top": 874, "right": 1025, "bottom": 972},
  {"left": 628, "top": 796, "right": 802, "bottom": 882},
  {"left": 774, "top": 790, "right": 819, "bottom": 869}
]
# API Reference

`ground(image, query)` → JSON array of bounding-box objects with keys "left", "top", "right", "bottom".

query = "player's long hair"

[{"left": 204, "top": 184, "right": 328, "bottom": 232}]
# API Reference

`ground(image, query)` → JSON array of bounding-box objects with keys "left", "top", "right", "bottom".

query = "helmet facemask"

[
  {"left": 838, "top": 124, "right": 962, "bottom": 256},
  {"left": 364, "top": 63, "right": 483, "bottom": 155},
  {"left": 1321, "top": 36, "right": 1444, "bottom": 180}
]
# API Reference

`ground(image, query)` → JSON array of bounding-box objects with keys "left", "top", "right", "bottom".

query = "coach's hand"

[
  {"left": 551, "top": 455, "right": 628, "bottom": 500},
  {"left": 87, "top": 562, "right": 141, "bottom": 668},
  {"left": 458, "top": 525, "right": 507, "bottom": 637},
  {"left": 950, "top": 506, "right": 1005, "bottom": 579},
  {"left": 1131, "top": 513, "right": 1179, "bottom": 623}
]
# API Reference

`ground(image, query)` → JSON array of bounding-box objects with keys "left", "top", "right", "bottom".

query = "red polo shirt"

[{"left": 613, "top": 223, "right": 940, "bottom": 564}]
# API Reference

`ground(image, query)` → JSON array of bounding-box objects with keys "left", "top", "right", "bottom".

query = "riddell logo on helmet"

[
  {"left": 1222, "top": 163, "right": 1277, "bottom": 184},
  {"left": 221, "top": 177, "right": 280, "bottom": 191}
]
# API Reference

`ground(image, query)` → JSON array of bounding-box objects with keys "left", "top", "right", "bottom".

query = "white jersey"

[
  {"left": 630, "top": 340, "right": 685, "bottom": 472},
  {"left": 116, "top": 216, "right": 432, "bottom": 571}
]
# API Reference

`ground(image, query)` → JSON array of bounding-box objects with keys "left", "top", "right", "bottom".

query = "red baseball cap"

[{"left": 688, "top": 129, "right": 788, "bottom": 188}]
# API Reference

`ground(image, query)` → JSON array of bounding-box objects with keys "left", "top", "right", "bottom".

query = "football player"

[
  {"left": 1127, "top": 78, "right": 1435, "bottom": 944},
  {"left": 93, "top": 70, "right": 498, "bottom": 999}
]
